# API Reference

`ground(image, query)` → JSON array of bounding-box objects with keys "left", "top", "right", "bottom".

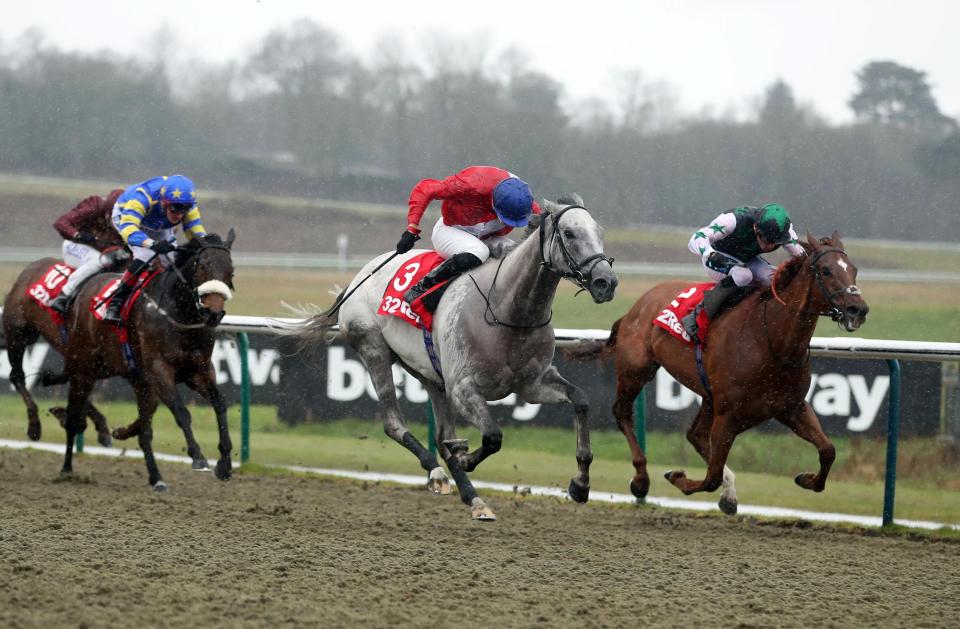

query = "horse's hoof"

[
  {"left": 97, "top": 433, "right": 113, "bottom": 448},
  {"left": 111, "top": 428, "right": 128, "bottom": 440},
  {"left": 152, "top": 481, "right": 168, "bottom": 492},
  {"left": 214, "top": 460, "right": 232, "bottom": 481},
  {"left": 718, "top": 495, "right": 738, "bottom": 515},
  {"left": 427, "top": 467, "right": 451, "bottom": 495},
  {"left": 59, "top": 469, "right": 72, "bottom": 478},
  {"left": 629, "top": 478, "right": 649, "bottom": 500},
  {"left": 27, "top": 424, "right": 41, "bottom": 441},
  {"left": 191, "top": 459, "right": 211, "bottom": 471},
  {"left": 470, "top": 498, "right": 497, "bottom": 522},
  {"left": 568, "top": 479, "right": 590, "bottom": 504},
  {"left": 664, "top": 469, "right": 686, "bottom": 483}
]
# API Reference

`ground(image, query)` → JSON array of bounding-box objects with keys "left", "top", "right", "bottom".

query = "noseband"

[
  {"left": 772, "top": 247, "right": 861, "bottom": 322},
  {"left": 538, "top": 204, "right": 614, "bottom": 291}
]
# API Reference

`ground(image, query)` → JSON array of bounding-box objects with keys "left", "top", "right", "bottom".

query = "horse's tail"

[
  {"left": 564, "top": 317, "right": 621, "bottom": 362},
  {"left": 272, "top": 293, "right": 345, "bottom": 352}
]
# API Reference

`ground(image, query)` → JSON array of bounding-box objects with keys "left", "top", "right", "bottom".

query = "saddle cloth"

[
  {"left": 377, "top": 251, "right": 446, "bottom": 332},
  {"left": 652, "top": 282, "right": 714, "bottom": 345},
  {"left": 26, "top": 263, "right": 75, "bottom": 323}
]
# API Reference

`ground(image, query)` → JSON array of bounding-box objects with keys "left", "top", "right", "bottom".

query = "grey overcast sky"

[{"left": 2, "top": 0, "right": 957, "bottom": 124}]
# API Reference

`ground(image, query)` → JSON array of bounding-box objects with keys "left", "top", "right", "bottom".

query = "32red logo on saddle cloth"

[
  {"left": 378, "top": 252, "right": 445, "bottom": 331},
  {"left": 26, "top": 263, "right": 74, "bottom": 320},
  {"left": 653, "top": 282, "right": 714, "bottom": 344}
]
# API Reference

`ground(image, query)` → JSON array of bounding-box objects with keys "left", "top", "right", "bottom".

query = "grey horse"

[{"left": 291, "top": 196, "right": 618, "bottom": 520}]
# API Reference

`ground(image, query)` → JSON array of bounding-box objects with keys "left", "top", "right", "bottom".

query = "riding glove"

[
  {"left": 74, "top": 231, "right": 97, "bottom": 246},
  {"left": 150, "top": 240, "right": 177, "bottom": 254},
  {"left": 395, "top": 230, "right": 420, "bottom": 254}
]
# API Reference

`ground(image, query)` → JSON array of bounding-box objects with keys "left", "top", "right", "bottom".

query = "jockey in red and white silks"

[{"left": 395, "top": 165, "right": 542, "bottom": 304}]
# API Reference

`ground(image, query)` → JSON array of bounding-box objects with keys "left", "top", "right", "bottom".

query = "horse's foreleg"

[
  {"left": 153, "top": 363, "right": 208, "bottom": 471},
  {"left": 188, "top": 369, "right": 233, "bottom": 481},
  {"left": 612, "top": 364, "right": 659, "bottom": 501},
  {"left": 131, "top": 382, "right": 165, "bottom": 490},
  {"left": 666, "top": 411, "right": 737, "bottom": 496},
  {"left": 86, "top": 402, "right": 112, "bottom": 448},
  {"left": 778, "top": 402, "right": 836, "bottom": 492},
  {"left": 6, "top": 338, "right": 42, "bottom": 440},
  {"left": 685, "top": 400, "right": 738, "bottom": 515},
  {"left": 520, "top": 366, "right": 592, "bottom": 504},
  {"left": 61, "top": 374, "right": 95, "bottom": 477},
  {"left": 420, "top": 380, "right": 454, "bottom": 495},
  {"left": 449, "top": 381, "right": 502, "bottom": 474}
]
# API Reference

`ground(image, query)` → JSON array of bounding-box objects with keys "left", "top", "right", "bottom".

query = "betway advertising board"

[{"left": 0, "top": 336, "right": 941, "bottom": 437}]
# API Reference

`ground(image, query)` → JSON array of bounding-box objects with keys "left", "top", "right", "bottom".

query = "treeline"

[{"left": 1, "top": 20, "right": 958, "bottom": 240}]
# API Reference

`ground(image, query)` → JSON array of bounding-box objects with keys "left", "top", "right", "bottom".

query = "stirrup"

[{"left": 103, "top": 303, "right": 124, "bottom": 323}]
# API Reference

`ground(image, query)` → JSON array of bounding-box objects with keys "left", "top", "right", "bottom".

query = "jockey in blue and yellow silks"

[{"left": 103, "top": 174, "right": 208, "bottom": 323}]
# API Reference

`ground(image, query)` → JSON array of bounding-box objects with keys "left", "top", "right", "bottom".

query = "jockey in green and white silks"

[{"left": 682, "top": 204, "right": 805, "bottom": 342}]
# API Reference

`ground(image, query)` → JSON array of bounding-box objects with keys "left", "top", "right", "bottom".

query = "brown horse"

[
  {"left": 12, "top": 232, "right": 236, "bottom": 490},
  {"left": 568, "top": 233, "right": 869, "bottom": 514},
  {"left": 3, "top": 258, "right": 126, "bottom": 446}
]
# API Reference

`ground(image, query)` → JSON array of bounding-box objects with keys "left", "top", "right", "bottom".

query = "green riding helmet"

[{"left": 756, "top": 204, "right": 792, "bottom": 245}]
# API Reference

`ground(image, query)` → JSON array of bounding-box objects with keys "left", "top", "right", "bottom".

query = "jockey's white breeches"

[
  {"left": 430, "top": 217, "right": 513, "bottom": 263},
  {"left": 59, "top": 240, "right": 105, "bottom": 297}
]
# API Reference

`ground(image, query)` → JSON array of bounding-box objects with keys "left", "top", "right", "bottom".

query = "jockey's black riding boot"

[
  {"left": 403, "top": 252, "right": 482, "bottom": 304},
  {"left": 49, "top": 293, "right": 70, "bottom": 316},
  {"left": 682, "top": 276, "right": 740, "bottom": 342},
  {"left": 103, "top": 259, "right": 148, "bottom": 323}
]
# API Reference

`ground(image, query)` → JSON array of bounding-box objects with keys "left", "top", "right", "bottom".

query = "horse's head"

[
  {"left": 804, "top": 231, "right": 869, "bottom": 332},
  {"left": 537, "top": 195, "right": 618, "bottom": 303},
  {"left": 175, "top": 229, "right": 236, "bottom": 327}
]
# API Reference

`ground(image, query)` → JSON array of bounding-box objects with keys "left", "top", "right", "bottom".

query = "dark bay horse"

[
  {"left": 568, "top": 233, "right": 868, "bottom": 514},
  {"left": 290, "top": 197, "right": 618, "bottom": 520},
  {"left": 53, "top": 232, "right": 235, "bottom": 490}
]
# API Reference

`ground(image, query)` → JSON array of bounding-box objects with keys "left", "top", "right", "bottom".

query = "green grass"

[{"left": 2, "top": 396, "right": 957, "bottom": 524}]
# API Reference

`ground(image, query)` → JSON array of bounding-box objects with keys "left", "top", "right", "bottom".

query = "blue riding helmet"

[
  {"left": 492, "top": 177, "right": 534, "bottom": 228},
  {"left": 160, "top": 174, "right": 197, "bottom": 209}
]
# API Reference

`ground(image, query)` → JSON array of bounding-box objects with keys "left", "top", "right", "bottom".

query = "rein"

[
  {"left": 468, "top": 257, "right": 553, "bottom": 330},
  {"left": 538, "top": 205, "right": 614, "bottom": 292},
  {"left": 469, "top": 203, "right": 613, "bottom": 329},
  {"left": 152, "top": 242, "right": 233, "bottom": 328}
]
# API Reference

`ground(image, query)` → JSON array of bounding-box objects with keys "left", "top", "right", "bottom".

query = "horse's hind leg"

[
  {"left": 611, "top": 361, "right": 660, "bottom": 501},
  {"left": 682, "top": 399, "right": 738, "bottom": 515},
  {"left": 351, "top": 329, "right": 443, "bottom": 478},
  {"left": 778, "top": 401, "right": 836, "bottom": 492},
  {"left": 419, "top": 380, "right": 453, "bottom": 495},
  {"left": 5, "top": 327, "right": 42, "bottom": 440}
]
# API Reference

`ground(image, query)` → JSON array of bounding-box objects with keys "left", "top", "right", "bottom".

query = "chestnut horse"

[
  {"left": 7, "top": 232, "right": 236, "bottom": 490},
  {"left": 568, "top": 233, "right": 868, "bottom": 514},
  {"left": 3, "top": 257, "right": 125, "bottom": 446}
]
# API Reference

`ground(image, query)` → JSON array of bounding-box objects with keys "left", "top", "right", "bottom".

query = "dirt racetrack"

[{"left": 2, "top": 448, "right": 958, "bottom": 629}]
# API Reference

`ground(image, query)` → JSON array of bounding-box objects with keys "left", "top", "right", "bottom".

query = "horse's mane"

[
  {"left": 757, "top": 236, "right": 840, "bottom": 302},
  {"left": 175, "top": 233, "right": 227, "bottom": 267}
]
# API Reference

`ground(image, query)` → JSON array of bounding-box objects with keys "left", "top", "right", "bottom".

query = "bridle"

[
  {"left": 538, "top": 204, "right": 614, "bottom": 292},
  {"left": 770, "top": 246, "right": 861, "bottom": 322},
  {"left": 162, "top": 242, "right": 233, "bottom": 327},
  {"left": 470, "top": 204, "right": 614, "bottom": 329}
]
